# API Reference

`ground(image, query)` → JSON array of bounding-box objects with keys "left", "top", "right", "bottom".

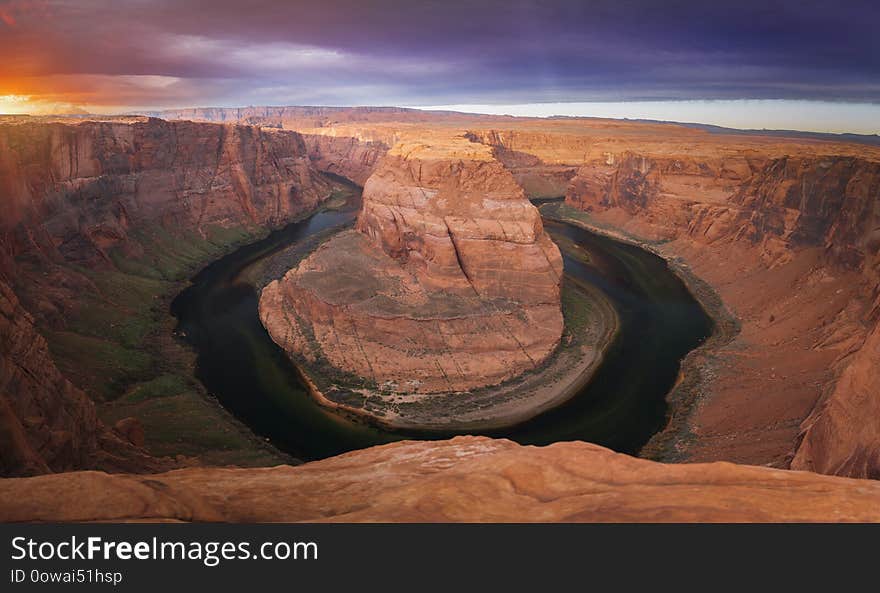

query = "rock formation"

[
  {"left": 4, "top": 436, "right": 880, "bottom": 523},
  {"left": 298, "top": 133, "right": 388, "bottom": 185},
  {"left": 3, "top": 107, "right": 880, "bottom": 522},
  {"left": 260, "top": 137, "right": 563, "bottom": 403},
  {"left": 0, "top": 115, "right": 334, "bottom": 475},
  {"left": 565, "top": 150, "right": 880, "bottom": 477},
  {"left": 107, "top": 109, "right": 880, "bottom": 479},
  {"left": 0, "top": 116, "right": 331, "bottom": 320}
]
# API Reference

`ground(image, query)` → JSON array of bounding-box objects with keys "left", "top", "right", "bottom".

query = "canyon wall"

[
  {"left": 0, "top": 116, "right": 334, "bottom": 475},
  {"left": 0, "top": 116, "right": 330, "bottom": 315},
  {"left": 2, "top": 278, "right": 96, "bottom": 475},
  {"left": 152, "top": 107, "right": 476, "bottom": 186},
  {"left": 462, "top": 130, "right": 579, "bottom": 198},
  {"left": 4, "top": 436, "right": 880, "bottom": 522},
  {"left": 565, "top": 150, "right": 880, "bottom": 477},
  {"left": 260, "top": 138, "right": 563, "bottom": 397},
  {"left": 0, "top": 116, "right": 329, "bottom": 259},
  {"left": 0, "top": 278, "right": 157, "bottom": 475},
  {"left": 300, "top": 134, "right": 387, "bottom": 185},
  {"left": 357, "top": 140, "right": 563, "bottom": 302}
]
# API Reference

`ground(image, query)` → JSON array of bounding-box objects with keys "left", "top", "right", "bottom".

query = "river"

[{"left": 171, "top": 189, "right": 712, "bottom": 460}]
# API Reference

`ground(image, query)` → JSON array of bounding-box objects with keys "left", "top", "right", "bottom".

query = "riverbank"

[
  {"left": 538, "top": 202, "right": 741, "bottom": 461},
  {"left": 80, "top": 180, "right": 355, "bottom": 467}
]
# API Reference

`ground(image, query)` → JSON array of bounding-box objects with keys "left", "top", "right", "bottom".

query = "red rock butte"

[{"left": 260, "top": 136, "right": 564, "bottom": 398}]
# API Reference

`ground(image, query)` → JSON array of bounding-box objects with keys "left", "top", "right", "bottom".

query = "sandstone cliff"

[
  {"left": 0, "top": 116, "right": 333, "bottom": 475},
  {"left": 2, "top": 108, "right": 880, "bottom": 520},
  {"left": 162, "top": 107, "right": 880, "bottom": 478},
  {"left": 4, "top": 436, "right": 880, "bottom": 522},
  {"left": 565, "top": 151, "right": 880, "bottom": 477},
  {"left": 0, "top": 116, "right": 329, "bottom": 259},
  {"left": 300, "top": 133, "right": 387, "bottom": 185},
  {"left": 356, "top": 140, "right": 563, "bottom": 303},
  {"left": 0, "top": 278, "right": 97, "bottom": 475},
  {"left": 0, "top": 116, "right": 331, "bottom": 314},
  {"left": 260, "top": 137, "right": 563, "bottom": 402}
]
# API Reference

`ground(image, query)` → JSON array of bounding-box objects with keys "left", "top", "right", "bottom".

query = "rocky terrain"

[
  {"left": 4, "top": 436, "right": 880, "bottom": 522},
  {"left": 182, "top": 106, "right": 880, "bottom": 479},
  {"left": 259, "top": 136, "right": 569, "bottom": 427},
  {"left": 564, "top": 153, "right": 880, "bottom": 477},
  {"left": 2, "top": 108, "right": 880, "bottom": 522},
  {"left": 0, "top": 278, "right": 153, "bottom": 475},
  {"left": 0, "top": 115, "right": 335, "bottom": 473}
]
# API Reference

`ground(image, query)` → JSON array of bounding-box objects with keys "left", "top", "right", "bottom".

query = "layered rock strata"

[
  {"left": 565, "top": 152, "right": 880, "bottom": 477},
  {"left": 4, "top": 436, "right": 880, "bottom": 523},
  {"left": 0, "top": 116, "right": 330, "bottom": 320},
  {"left": 4, "top": 107, "right": 880, "bottom": 490},
  {"left": 0, "top": 116, "right": 333, "bottom": 474},
  {"left": 260, "top": 138, "right": 564, "bottom": 405}
]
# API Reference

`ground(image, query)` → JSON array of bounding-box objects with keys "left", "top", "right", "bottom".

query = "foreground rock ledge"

[{"left": 3, "top": 437, "right": 880, "bottom": 523}]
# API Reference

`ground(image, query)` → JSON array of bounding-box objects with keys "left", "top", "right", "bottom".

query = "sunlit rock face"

[
  {"left": 261, "top": 137, "right": 563, "bottom": 395},
  {"left": 566, "top": 148, "right": 880, "bottom": 478},
  {"left": 5, "top": 437, "right": 880, "bottom": 523},
  {"left": 356, "top": 139, "right": 563, "bottom": 303},
  {"left": 0, "top": 115, "right": 333, "bottom": 476}
]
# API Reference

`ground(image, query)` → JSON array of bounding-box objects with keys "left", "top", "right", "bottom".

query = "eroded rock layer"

[
  {"left": 0, "top": 116, "right": 331, "bottom": 320},
  {"left": 4, "top": 437, "right": 880, "bottom": 523},
  {"left": 0, "top": 115, "right": 333, "bottom": 475},
  {"left": 3, "top": 105, "right": 880, "bottom": 501},
  {"left": 261, "top": 138, "right": 563, "bottom": 396},
  {"left": 565, "top": 151, "right": 880, "bottom": 477}
]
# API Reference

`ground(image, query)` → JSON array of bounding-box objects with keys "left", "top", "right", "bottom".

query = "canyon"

[
  {"left": 0, "top": 115, "right": 334, "bottom": 472},
  {"left": 2, "top": 108, "right": 880, "bottom": 521},
  {"left": 168, "top": 107, "right": 880, "bottom": 477}
]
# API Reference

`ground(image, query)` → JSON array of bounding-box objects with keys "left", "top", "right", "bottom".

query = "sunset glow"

[
  {"left": 0, "top": 0, "right": 877, "bottom": 133},
  {"left": 0, "top": 95, "right": 32, "bottom": 114}
]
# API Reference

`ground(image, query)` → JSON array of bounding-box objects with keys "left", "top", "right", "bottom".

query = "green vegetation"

[
  {"left": 561, "top": 282, "right": 597, "bottom": 336},
  {"left": 46, "top": 223, "right": 263, "bottom": 404},
  {"left": 111, "top": 224, "right": 255, "bottom": 282},
  {"left": 37, "top": 181, "right": 358, "bottom": 466},
  {"left": 100, "top": 390, "right": 281, "bottom": 466},
  {"left": 41, "top": 216, "right": 290, "bottom": 465},
  {"left": 47, "top": 330, "right": 153, "bottom": 400},
  {"left": 119, "top": 373, "right": 189, "bottom": 404}
]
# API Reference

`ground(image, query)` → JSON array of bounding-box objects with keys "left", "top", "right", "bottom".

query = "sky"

[{"left": 1, "top": 0, "right": 878, "bottom": 133}]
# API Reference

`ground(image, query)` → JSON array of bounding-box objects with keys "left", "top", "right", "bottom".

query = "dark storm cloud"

[{"left": 1, "top": 0, "right": 878, "bottom": 107}]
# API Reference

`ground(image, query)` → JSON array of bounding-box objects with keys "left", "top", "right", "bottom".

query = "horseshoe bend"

[
  {"left": 3, "top": 108, "right": 880, "bottom": 522},
  {"left": 257, "top": 137, "right": 605, "bottom": 430}
]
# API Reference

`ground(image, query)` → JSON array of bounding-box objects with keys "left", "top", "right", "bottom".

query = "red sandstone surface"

[
  {"left": 3, "top": 437, "right": 880, "bottom": 523},
  {"left": 563, "top": 153, "right": 880, "bottom": 477},
  {"left": 260, "top": 137, "right": 564, "bottom": 403}
]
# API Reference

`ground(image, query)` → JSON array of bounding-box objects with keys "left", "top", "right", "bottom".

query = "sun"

[{"left": 0, "top": 95, "right": 33, "bottom": 114}]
